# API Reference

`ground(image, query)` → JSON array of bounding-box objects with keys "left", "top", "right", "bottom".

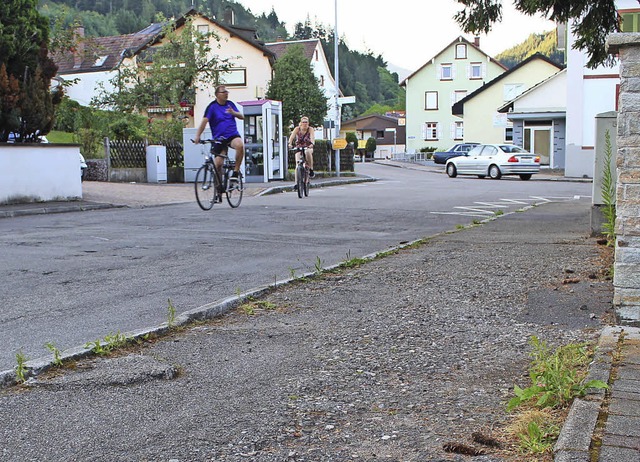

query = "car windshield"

[{"left": 499, "top": 145, "right": 527, "bottom": 154}]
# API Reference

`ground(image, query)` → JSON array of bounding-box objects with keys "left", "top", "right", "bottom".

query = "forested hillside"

[
  {"left": 39, "top": 0, "right": 404, "bottom": 117},
  {"left": 495, "top": 30, "right": 564, "bottom": 69}
]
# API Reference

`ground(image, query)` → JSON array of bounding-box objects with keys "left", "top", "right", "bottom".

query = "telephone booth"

[{"left": 239, "top": 99, "right": 284, "bottom": 182}]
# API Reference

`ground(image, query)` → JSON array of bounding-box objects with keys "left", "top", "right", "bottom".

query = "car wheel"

[
  {"left": 477, "top": 175, "right": 486, "bottom": 179},
  {"left": 519, "top": 174, "right": 532, "bottom": 181},
  {"left": 489, "top": 165, "right": 502, "bottom": 180},
  {"left": 446, "top": 163, "right": 457, "bottom": 178}
]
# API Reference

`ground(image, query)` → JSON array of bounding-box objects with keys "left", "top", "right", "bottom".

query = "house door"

[{"left": 524, "top": 126, "right": 552, "bottom": 165}]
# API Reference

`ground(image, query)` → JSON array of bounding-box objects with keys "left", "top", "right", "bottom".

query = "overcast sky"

[{"left": 237, "top": 0, "right": 556, "bottom": 76}]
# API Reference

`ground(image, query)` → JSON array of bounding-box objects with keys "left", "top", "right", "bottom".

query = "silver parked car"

[{"left": 445, "top": 144, "right": 540, "bottom": 180}]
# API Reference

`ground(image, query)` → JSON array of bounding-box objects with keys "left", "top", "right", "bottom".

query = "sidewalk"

[
  {"left": 0, "top": 174, "right": 374, "bottom": 218},
  {"left": 1, "top": 164, "right": 637, "bottom": 461}
]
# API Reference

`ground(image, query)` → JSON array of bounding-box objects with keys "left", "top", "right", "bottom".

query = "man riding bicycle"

[
  {"left": 194, "top": 85, "right": 244, "bottom": 188},
  {"left": 289, "top": 116, "right": 315, "bottom": 190}
]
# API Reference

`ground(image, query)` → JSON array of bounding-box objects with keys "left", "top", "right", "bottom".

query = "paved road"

[{"left": 0, "top": 163, "right": 593, "bottom": 372}]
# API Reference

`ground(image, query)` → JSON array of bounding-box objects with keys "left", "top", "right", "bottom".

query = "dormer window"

[{"left": 93, "top": 55, "right": 108, "bottom": 67}]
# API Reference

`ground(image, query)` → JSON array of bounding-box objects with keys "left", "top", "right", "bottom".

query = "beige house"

[
  {"left": 53, "top": 9, "right": 275, "bottom": 128},
  {"left": 452, "top": 53, "right": 563, "bottom": 148},
  {"left": 401, "top": 36, "right": 506, "bottom": 153}
]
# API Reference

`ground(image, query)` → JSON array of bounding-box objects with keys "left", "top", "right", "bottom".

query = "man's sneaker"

[
  {"left": 228, "top": 171, "right": 240, "bottom": 190},
  {"left": 309, "top": 169, "right": 315, "bottom": 178}
]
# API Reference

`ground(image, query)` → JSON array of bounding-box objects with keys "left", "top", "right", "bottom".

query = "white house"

[
  {"left": 265, "top": 38, "right": 338, "bottom": 138},
  {"left": 564, "top": 0, "right": 638, "bottom": 177}
]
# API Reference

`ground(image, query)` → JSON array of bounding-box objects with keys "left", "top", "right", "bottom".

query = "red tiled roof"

[
  {"left": 52, "top": 32, "right": 156, "bottom": 74},
  {"left": 265, "top": 39, "right": 319, "bottom": 61}
]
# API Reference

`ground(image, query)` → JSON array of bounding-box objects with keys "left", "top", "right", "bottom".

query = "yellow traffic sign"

[{"left": 332, "top": 138, "right": 348, "bottom": 149}]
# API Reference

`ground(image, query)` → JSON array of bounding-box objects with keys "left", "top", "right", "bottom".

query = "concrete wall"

[
  {"left": 0, "top": 144, "right": 82, "bottom": 204},
  {"left": 607, "top": 33, "right": 640, "bottom": 326}
]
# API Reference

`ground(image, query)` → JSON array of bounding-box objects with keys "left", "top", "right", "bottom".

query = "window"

[
  {"left": 424, "top": 122, "right": 438, "bottom": 141},
  {"left": 480, "top": 146, "right": 498, "bottom": 156},
  {"left": 454, "top": 90, "right": 467, "bottom": 103},
  {"left": 320, "top": 75, "right": 324, "bottom": 86},
  {"left": 218, "top": 68, "right": 247, "bottom": 87},
  {"left": 621, "top": 13, "right": 640, "bottom": 32},
  {"left": 505, "top": 127, "right": 513, "bottom": 142},
  {"left": 425, "top": 91, "right": 438, "bottom": 110},
  {"left": 470, "top": 63, "right": 482, "bottom": 79},
  {"left": 455, "top": 44, "right": 467, "bottom": 59},
  {"left": 197, "top": 24, "right": 209, "bottom": 42},
  {"left": 440, "top": 64, "right": 452, "bottom": 80},
  {"left": 376, "top": 130, "right": 385, "bottom": 138},
  {"left": 315, "top": 49, "right": 319, "bottom": 60},
  {"left": 453, "top": 121, "right": 464, "bottom": 140}
]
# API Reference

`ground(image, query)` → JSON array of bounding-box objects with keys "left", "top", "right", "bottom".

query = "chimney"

[
  {"left": 474, "top": 36, "right": 480, "bottom": 47},
  {"left": 73, "top": 26, "right": 85, "bottom": 69}
]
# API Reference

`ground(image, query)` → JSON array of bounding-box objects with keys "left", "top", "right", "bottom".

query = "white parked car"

[{"left": 445, "top": 144, "right": 540, "bottom": 180}]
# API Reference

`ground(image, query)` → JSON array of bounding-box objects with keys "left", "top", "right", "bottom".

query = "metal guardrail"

[{"left": 391, "top": 152, "right": 428, "bottom": 163}]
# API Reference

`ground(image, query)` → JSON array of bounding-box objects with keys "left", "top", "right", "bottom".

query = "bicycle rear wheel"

[
  {"left": 226, "top": 172, "right": 243, "bottom": 208},
  {"left": 296, "top": 164, "right": 305, "bottom": 198},
  {"left": 195, "top": 164, "right": 216, "bottom": 210}
]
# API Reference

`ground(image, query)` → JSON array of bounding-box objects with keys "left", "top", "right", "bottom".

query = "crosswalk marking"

[{"left": 431, "top": 195, "right": 580, "bottom": 217}]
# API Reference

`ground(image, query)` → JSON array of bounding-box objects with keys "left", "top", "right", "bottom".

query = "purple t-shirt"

[{"left": 204, "top": 100, "right": 240, "bottom": 139}]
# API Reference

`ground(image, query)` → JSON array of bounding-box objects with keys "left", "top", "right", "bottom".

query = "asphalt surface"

[{"left": 0, "top": 160, "right": 638, "bottom": 461}]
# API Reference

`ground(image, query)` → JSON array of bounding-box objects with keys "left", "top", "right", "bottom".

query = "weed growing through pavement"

[
  {"left": 314, "top": 256, "right": 324, "bottom": 274},
  {"left": 506, "top": 336, "right": 608, "bottom": 456},
  {"left": 240, "top": 300, "right": 277, "bottom": 316},
  {"left": 455, "top": 224, "right": 465, "bottom": 230},
  {"left": 288, "top": 267, "right": 296, "bottom": 279},
  {"left": 601, "top": 129, "right": 616, "bottom": 246},
  {"left": 45, "top": 342, "right": 63, "bottom": 367},
  {"left": 167, "top": 298, "right": 177, "bottom": 328},
  {"left": 472, "top": 219, "right": 482, "bottom": 225},
  {"left": 507, "top": 336, "right": 607, "bottom": 411},
  {"left": 15, "top": 350, "right": 28, "bottom": 383},
  {"left": 495, "top": 210, "right": 504, "bottom": 216},
  {"left": 506, "top": 409, "right": 561, "bottom": 455},
  {"left": 84, "top": 331, "right": 131, "bottom": 355},
  {"left": 340, "top": 250, "right": 367, "bottom": 269}
]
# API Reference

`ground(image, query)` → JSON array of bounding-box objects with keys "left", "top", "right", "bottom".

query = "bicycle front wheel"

[
  {"left": 303, "top": 170, "right": 309, "bottom": 197},
  {"left": 296, "top": 165, "right": 305, "bottom": 198},
  {"left": 195, "top": 164, "right": 216, "bottom": 210},
  {"left": 226, "top": 173, "right": 243, "bottom": 208}
]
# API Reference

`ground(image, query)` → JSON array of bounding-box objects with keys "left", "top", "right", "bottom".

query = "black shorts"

[{"left": 213, "top": 135, "right": 241, "bottom": 154}]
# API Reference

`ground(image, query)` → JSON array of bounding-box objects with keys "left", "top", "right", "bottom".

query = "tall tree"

[
  {"left": 266, "top": 44, "right": 328, "bottom": 132},
  {"left": 0, "top": 0, "right": 60, "bottom": 142},
  {"left": 453, "top": 0, "right": 634, "bottom": 68}
]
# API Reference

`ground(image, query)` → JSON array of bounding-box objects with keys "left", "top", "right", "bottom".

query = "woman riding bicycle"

[{"left": 289, "top": 116, "right": 315, "bottom": 185}]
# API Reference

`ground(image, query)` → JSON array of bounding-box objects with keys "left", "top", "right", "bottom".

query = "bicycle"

[
  {"left": 291, "top": 146, "right": 310, "bottom": 198},
  {"left": 193, "top": 139, "right": 244, "bottom": 210}
]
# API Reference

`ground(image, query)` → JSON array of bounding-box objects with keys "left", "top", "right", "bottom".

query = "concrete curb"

[
  {"left": 257, "top": 176, "right": 376, "bottom": 196},
  {"left": 0, "top": 202, "right": 121, "bottom": 218},
  {"left": 554, "top": 326, "right": 623, "bottom": 461}
]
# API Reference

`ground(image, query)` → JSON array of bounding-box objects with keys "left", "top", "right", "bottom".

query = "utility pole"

[{"left": 333, "top": 0, "right": 341, "bottom": 177}]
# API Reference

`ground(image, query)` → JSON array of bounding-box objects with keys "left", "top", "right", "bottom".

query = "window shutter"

[
  {"left": 450, "top": 91, "right": 455, "bottom": 105},
  {"left": 436, "top": 65, "right": 441, "bottom": 79},
  {"left": 466, "top": 63, "right": 471, "bottom": 79},
  {"left": 482, "top": 63, "right": 487, "bottom": 79},
  {"left": 421, "top": 123, "right": 427, "bottom": 140},
  {"left": 437, "top": 123, "right": 442, "bottom": 140},
  {"left": 450, "top": 122, "right": 456, "bottom": 139},
  {"left": 452, "top": 64, "right": 456, "bottom": 80}
]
